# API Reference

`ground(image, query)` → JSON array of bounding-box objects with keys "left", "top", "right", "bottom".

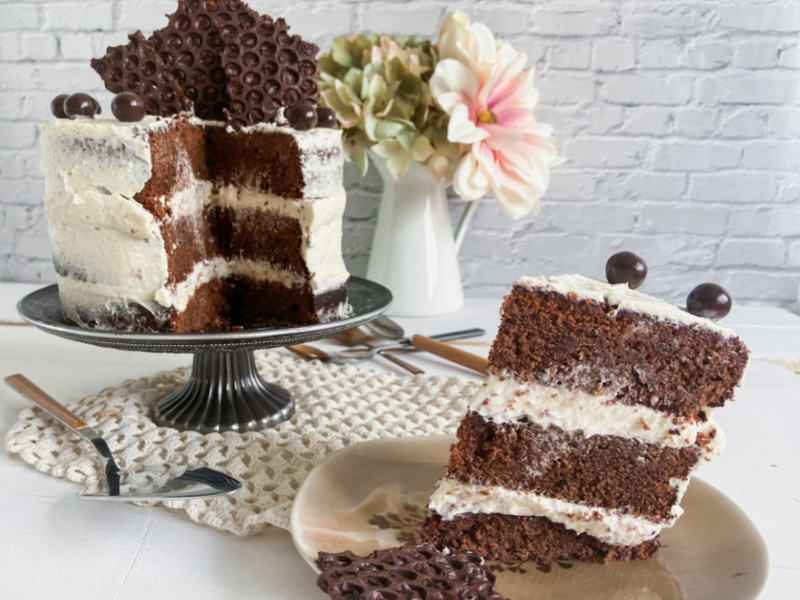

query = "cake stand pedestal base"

[
  {"left": 17, "top": 277, "right": 392, "bottom": 434},
  {"left": 153, "top": 350, "right": 293, "bottom": 434}
]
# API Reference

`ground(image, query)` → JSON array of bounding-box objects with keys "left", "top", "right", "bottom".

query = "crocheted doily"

[{"left": 5, "top": 351, "right": 476, "bottom": 535}]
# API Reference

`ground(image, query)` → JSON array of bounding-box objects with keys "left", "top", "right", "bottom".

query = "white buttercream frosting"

[
  {"left": 429, "top": 478, "right": 680, "bottom": 547},
  {"left": 471, "top": 374, "right": 725, "bottom": 456},
  {"left": 515, "top": 274, "right": 736, "bottom": 338},
  {"left": 41, "top": 117, "right": 173, "bottom": 314},
  {"left": 154, "top": 256, "right": 341, "bottom": 312}
]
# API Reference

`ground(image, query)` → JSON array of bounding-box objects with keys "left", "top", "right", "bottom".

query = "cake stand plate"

[{"left": 17, "top": 277, "right": 392, "bottom": 433}]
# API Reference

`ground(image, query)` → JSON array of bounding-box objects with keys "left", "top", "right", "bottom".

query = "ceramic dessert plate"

[{"left": 291, "top": 435, "right": 769, "bottom": 600}]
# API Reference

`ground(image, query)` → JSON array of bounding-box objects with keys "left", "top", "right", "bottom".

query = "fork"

[
  {"left": 289, "top": 328, "right": 486, "bottom": 366},
  {"left": 5, "top": 374, "right": 242, "bottom": 502}
]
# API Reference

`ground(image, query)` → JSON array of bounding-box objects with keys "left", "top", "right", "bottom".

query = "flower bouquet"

[
  {"left": 318, "top": 10, "right": 564, "bottom": 221},
  {"left": 318, "top": 10, "right": 564, "bottom": 316}
]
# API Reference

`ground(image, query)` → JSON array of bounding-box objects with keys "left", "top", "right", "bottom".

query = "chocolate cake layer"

[
  {"left": 488, "top": 287, "right": 749, "bottom": 419},
  {"left": 446, "top": 412, "right": 700, "bottom": 517},
  {"left": 170, "top": 278, "right": 229, "bottom": 333},
  {"left": 227, "top": 278, "right": 347, "bottom": 327},
  {"left": 206, "top": 125, "right": 306, "bottom": 198},
  {"left": 212, "top": 207, "right": 308, "bottom": 275},
  {"left": 423, "top": 512, "right": 660, "bottom": 564},
  {"left": 65, "top": 278, "right": 347, "bottom": 333},
  {"left": 162, "top": 212, "right": 218, "bottom": 286}
]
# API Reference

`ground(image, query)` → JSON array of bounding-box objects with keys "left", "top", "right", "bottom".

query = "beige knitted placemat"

[{"left": 5, "top": 351, "right": 476, "bottom": 535}]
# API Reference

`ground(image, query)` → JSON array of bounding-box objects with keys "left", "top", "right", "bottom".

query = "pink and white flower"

[{"left": 430, "top": 11, "right": 564, "bottom": 218}]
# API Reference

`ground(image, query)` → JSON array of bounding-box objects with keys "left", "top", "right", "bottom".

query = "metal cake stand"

[{"left": 17, "top": 277, "right": 392, "bottom": 434}]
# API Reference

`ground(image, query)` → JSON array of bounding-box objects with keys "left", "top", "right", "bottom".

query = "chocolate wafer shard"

[
  {"left": 149, "top": 0, "right": 260, "bottom": 121},
  {"left": 91, "top": 31, "right": 190, "bottom": 117},
  {"left": 221, "top": 15, "right": 320, "bottom": 129},
  {"left": 316, "top": 544, "right": 508, "bottom": 600}
]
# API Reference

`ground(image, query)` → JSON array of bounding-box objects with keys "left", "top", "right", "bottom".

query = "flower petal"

[
  {"left": 430, "top": 59, "right": 480, "bottom": 113},
  {"left": 481, "top": 123, "right": 523, "bottom": 151},
  {"left": 447, "top": 103, "right": 490, "bottom": 144},
  {"left": 454, "top": 151, "right": 492, "bottom": 201}
]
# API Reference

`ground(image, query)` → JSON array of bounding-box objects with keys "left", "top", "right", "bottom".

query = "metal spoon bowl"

[{"left": 364, "top": 315, "right": 405, "bottom": 341}]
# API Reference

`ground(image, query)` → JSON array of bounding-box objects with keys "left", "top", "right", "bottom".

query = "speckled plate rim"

[{"left": 290, "top": 435, "right": 769, "bottom": 600}]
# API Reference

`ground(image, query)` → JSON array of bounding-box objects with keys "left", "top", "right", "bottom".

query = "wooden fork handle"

[
  {"left": 4, "top": 374, "right": 89, "bottom": 432},
  {"left": 410, "top": 335, "right": 489, "bottom": 375},
  {"left": 378, "top": 350, "right": 425, "bottom": 375}
]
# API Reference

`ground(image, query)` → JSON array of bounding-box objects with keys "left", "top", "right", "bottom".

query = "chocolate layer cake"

[
  {"left": 423, "top": 275, "right": 749, "bottom": 564},
  {"left": 41, "top": 114, "right": 348, "bottom": 332}
]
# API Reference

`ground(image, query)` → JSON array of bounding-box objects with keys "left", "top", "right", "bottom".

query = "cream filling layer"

[
  {"left": 214, "top": 186, "right": 350, "bottom": 293},
  {"left": 473, "top": 374, "right": 725, "bottom": 455},
  {"left": 429, "top": 478, "right": 682, "bottom": 547},
  {"left": 515, "top": 274, "right": 736, "bottom": 338},
  {"left": 154, "top": 257, "right": 307, "bottom": 311}
]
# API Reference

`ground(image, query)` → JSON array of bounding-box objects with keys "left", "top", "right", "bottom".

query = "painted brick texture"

[{"left": 0, "top": 0, "right": 798, "bottom": 308}]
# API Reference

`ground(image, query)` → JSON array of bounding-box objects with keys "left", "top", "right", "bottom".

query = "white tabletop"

[{"left": 1, "top": 282, "right": 798, "bottom": 599}]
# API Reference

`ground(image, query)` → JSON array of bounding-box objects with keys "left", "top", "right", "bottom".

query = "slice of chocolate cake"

[{"left": 423, "top": 275, "right": 749, "bottom": 564}]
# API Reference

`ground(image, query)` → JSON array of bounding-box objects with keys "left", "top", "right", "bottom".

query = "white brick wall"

[{"left": 1, "top": 0, "right": 799, "bottom": 308}]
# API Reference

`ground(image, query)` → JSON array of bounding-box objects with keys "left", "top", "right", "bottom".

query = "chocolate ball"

[
  {"left": 51, "top": 94, "right": 69, "bottom": 119},
  {"left": 287, "top": 103, "right": 318, "bottom": 131},
  {"left": 64, "top": 93, "right": 100, "bottom": 119},
  {"left": 606, "top": 251, "right": 648, "bottom": 289},
  {"left": 112, "top": 92, "right": 146, "bottom": 122},
  {"left": 686, "top": 283, "right": 732, "bottom": 320},
  {"left": 316, "top": 106, "right": 336, "bottom": 128}
]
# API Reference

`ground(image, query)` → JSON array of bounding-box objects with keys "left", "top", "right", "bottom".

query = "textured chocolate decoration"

[
  {"left": 51, "top": 94, "right": 69, "bottom": 118},
  {"left": 112, "top": 91, "right": 147, "bottom": 122},
  {"left": 149, "top": 0, "right": 260, "bottom": 121},
  {"left": 221, "top": 14, "right": 320, "bottom": 129},
  {"left": 91, "top": 31, "right": 190, "bottom": 117},
  {"left": 316, "top": 544, "right": 508, "bottom": 600}
]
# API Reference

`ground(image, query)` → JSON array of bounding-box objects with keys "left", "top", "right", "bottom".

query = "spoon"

[
  {"left": 364, "top": 315, "right": 405, "bottom": 341},
  {"left": 5, "top": 374, "right": 242, "bottom": 502}
]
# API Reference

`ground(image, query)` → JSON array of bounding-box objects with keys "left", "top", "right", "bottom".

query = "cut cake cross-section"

[{"left": 423, "top": 274, "right": 749, "bottom": 564}]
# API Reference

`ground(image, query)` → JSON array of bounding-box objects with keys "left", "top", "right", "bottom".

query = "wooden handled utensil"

[{"left": 410, "top": 335, "right": 489, "bottom": 375}]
